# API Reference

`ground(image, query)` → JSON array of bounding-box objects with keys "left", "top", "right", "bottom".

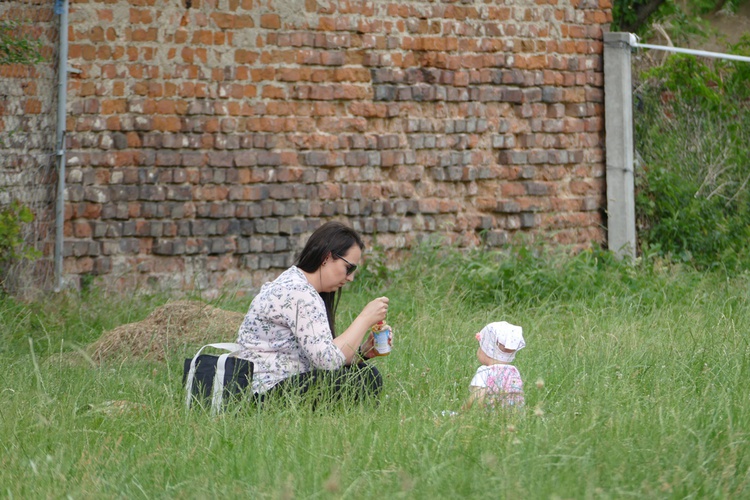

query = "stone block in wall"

[
  {"left": 529, "top": 150, "right": 549, "bottom": 164},
  {"left": 162, "top": 222, "right": 178, "bottom": 237},
  {"left": 139, "top": 185, "right": 166, "bottom": 201},
  {"left": 257, "top": 254, "right": 273, "bottom": 270},
  {"left": 492, "top": 135, "right": 516, "bottom": 149},
  {"left": 174, "top": 221, "right": 190, "bottom": 237},
  {"left": 155, "top": 151, "right": 180, "bottom": 167},
  {"left": 119, "top": 220, "right": 134, "bottom": 237},
  {"left": 272, "top": 237, "right": 290, "bottom": 252},
  {"left": 153, "top": 239, "right": 185, "bottom": 256},
  {"left": 93, "top": 257, "right": 112, "bottom": 275},
  {"left": 91, "top": 221, "right": 108, "bottom": 239},
  {"left": 150, "top": 221, "right": 165, "bottom": 238},
  {"left": 208, "top": 238, "right": 228, "bottom": 255},
  {"left": 477, "top": 216, "right": 494, "bottom": 230},
  {"left": 520, "top": 213, "right": 537, "bottom": 229},
  {"left": 217, "top": 219, "right": 240, "bottom": 236},
  {"left": 246, "top": 237, "right": 262, "bottom": 254},
  {"left": 256, "top": 151, "right": 282, "bottom": 166},
  {"left": 186, "top": 238, "right": 211, "bottom": 255},
  {"left": 278, "top": 218, "right": 307, "bottom": 235},
  {"left": 496, "top": 200, "right": 521, "bottom": 214},
  {"left": 498, "top": 151, "right": 528, "bottom": 165},
  {"left": 241, "top": 254, "right": 259, "bottom": 270},
  {"left": 254, "top": 218, "right": 278, "bottom": 234},
  {"left": 66, "top": 185, "right": 84, "bottom": 203},
  {"left": 524, "top": 182, "right": 551, "bottom": 196}
]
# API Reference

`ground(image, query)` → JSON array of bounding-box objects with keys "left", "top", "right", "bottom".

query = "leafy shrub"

[
  {"left": 0, "top": 200, "right": 36, "bottom": 262},
  {"left": 612, "top": 0, "right": 742, "bottom": 35},
  {"left": 361, "top": 241, "right": 700, "bottom": 318},
  {"left": 636, "top": 167, "right": 750, "bottom": 269},
  {"left": 0, "top": 199, "right": 40, "bottom": 291},
  {"left": 450, "top": 246, "right": 669, "bottom": 310},
  {"left": 634, "top": 44, "right": 750, "bottom": 271}
]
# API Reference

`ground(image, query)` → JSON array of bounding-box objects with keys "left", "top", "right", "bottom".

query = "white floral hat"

[{"left": 476, "top": 321, "right": 525, "bottom": 362}]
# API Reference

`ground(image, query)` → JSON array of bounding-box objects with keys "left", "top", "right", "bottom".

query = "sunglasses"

[{"left": 335, "top": 254, "right": 358, "bottom": 276}]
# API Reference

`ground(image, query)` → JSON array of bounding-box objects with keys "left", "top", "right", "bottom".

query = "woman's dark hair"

[{"left": 295, "top": 221, "right": 365, "bottom": 337}]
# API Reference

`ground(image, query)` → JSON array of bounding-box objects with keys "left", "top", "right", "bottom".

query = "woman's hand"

[
  {"left": 360, "top": 296, "right": 389, "bottom": 326},
  {"left": 359, "top": 332, "right": 376, "bottom": 359},
  {"left": 359, "top": 324, "right": 394, "bottom": 360},
  {"left": 337, "top": 296, "right": 390, "bottom": 364}
]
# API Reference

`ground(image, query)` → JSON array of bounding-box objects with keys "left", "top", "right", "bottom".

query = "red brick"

[
  {"left": 154, "top": 116, "right": 181, "bottom": 132},
  {"left": 210, "top": 13, "right": 232, "bottom": 28},
  {"left": 192, "top": 30, "right": 213, "bottom": 45},
  {"left": 97, "top": 8, "right": 114, "bottom": 21},
  {"left": 235, "top": 14, "right": 254, "bottom": 28},
  {"left": 73, "top": 221, "right": 92, "bottom": 238}
]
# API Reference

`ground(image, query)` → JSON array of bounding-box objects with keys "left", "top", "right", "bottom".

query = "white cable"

[{"left": 631, "top": 41, "right": 750, "bottom": 63}]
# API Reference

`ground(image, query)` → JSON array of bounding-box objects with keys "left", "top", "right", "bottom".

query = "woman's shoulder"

[
  {"left": 278, "top": 266, "right": 311, "bottom": 287},
  {"left": 264, "top": 266, "right": 317, "bottom": 296}
]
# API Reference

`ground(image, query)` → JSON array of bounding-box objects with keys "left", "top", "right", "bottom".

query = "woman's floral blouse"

[
  {"left": 470, "top": 364, "right": 525, "bottom": 408},
  {"left": 236, "top": 266, "right": 346, "bottom": 394}
]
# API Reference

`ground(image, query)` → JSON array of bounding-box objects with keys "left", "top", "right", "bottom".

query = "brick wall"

[
  {"left": 60, "top": 0, "right": 611, "bottom": 295},
  {"left": 0, "top": 0, "right": 58, "bottom": 292}
]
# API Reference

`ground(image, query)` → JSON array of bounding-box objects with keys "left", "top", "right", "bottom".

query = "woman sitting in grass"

[{"left": 236, "top": 221, "right": 391, "bottom": 406}]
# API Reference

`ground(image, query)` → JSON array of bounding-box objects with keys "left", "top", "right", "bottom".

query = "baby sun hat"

[{"left": 476, "top": 321, "right": 525, "bottom": 363}]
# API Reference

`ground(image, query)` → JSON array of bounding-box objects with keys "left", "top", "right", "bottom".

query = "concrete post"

[{"left": 603, "top": 32, "right": 636, "bottom": 260}]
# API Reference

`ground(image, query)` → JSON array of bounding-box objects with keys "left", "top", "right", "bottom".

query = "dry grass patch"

[{"left": 87, "top": 300, "right": 244, "bottom": 362}]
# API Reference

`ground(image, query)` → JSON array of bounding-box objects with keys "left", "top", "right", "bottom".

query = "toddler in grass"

[{"left": 463, "top": 321, "right": 525, "bottom": 410}]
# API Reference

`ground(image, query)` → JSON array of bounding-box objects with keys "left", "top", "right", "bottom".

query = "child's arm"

[{"left": 462, "top": 386, "right": 488, "bottom": 411}]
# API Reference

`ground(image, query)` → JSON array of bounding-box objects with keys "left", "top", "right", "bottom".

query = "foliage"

[
  {"left": 612, "top": 0, "right": 671, "bottom": 33},
  {"left": 0, "top": 199, "right": 41, "bottom": 294},
  {"left": 612, "top": 0, "right": 745, "bottom": 35},
  {"left": 723, "top": 35, "right": 750, "bottom": 100},
  {"left": 0, "top": 199, "right": 39, "bottom": 263},
  {"left": 634, "top": 44, "right": 750, "bottom": 271},
  {"left": 0, "top": 20, "right": 44, "bottom": 65},
  {"left": 636, "top": 167, "right": 750, "bottom": 268},
  {"left": 2, "top": 248, "right": 750, "bottom": 497}
]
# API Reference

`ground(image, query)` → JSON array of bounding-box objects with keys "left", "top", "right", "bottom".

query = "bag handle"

[
  {"left": 210, "top": 351, "right": 234, "bottom": 415},
  {"left": 184, "top": 343, "right": 243, "bottom": 411}
]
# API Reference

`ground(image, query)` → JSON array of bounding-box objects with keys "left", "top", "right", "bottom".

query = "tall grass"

[{"left": 2, "top": 246, "right": 749, "bottom": 498}]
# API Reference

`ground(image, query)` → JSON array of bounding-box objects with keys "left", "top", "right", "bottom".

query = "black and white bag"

[{"left": 183, "top": 343, "right": 253, "bottom": 414}]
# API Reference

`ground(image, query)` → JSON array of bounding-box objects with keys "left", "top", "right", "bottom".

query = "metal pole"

[{"left": 54, "top": 0, "right": 68, "bottom": 292}]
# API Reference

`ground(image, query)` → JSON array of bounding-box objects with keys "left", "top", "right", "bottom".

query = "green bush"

[
  {"left": 611, "top": 0, "right": 743, "bottom": 36},
  {"left": 0, "top": 199, "right": 40, "bottom": 291},
  {"left": 634, "top": 45, "right": 750, "bottom": 271},
  {"left": 0, "top": 200, "right": 36, "bottom": 262},
  {"left": 636, "top": 167, "right": 750, "bottom": 269}
]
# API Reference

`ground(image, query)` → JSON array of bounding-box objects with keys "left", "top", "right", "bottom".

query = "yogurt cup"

[{"left": 373, "top": 325, "right": 391, "bottom": 356}]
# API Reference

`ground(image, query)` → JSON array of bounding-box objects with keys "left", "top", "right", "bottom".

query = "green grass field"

[{"left": 2, "top": 246, "right": 749, "bottom": 498}]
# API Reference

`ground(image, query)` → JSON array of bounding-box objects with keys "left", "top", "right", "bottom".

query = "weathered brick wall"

[
  {"left": 62, "top": 0, "right": 611, "bottom": 295},
  {"left": 0, "top": 0, "right": 58, "bottom": 292}
]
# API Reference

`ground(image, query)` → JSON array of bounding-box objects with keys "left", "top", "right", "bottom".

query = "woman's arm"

[{"left": 333, "top": 296, "right": 389, "bottom": 364}]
